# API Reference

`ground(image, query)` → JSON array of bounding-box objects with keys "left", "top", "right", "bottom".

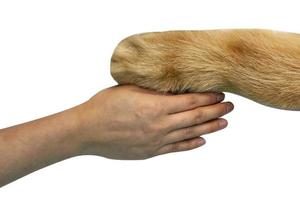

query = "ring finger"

[{"left": 164, "top": 118, "right": 228, "bottom": 144}]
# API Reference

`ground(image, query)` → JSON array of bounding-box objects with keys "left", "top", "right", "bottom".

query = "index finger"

[{"left": 162, "top": 92, "right": 225, "bottom": 114}]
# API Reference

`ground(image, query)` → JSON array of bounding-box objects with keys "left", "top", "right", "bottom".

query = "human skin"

[{"left": 0, "top": 85, "right": 234, "bottom": 187}]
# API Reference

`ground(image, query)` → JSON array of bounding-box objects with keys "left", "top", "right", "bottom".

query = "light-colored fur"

[{"left": 111, "top": 29, "right": 300, "bottom": 110}]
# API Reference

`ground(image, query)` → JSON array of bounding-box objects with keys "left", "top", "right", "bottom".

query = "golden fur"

[{"left": 111, "top": 29, "right": 300, "bottom": 110}]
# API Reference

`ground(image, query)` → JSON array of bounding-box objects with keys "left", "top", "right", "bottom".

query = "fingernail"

[
  {"left": 217, "top": 93, "right": 225, "bottom": 101},
  {"left": 219, "top": 119, "right": 228, "bottom": 128},
  {"left": 227, "top": 102, "right": 234, "bottom": 112},
  {"left": 197, "top": 138, "right": 205, "bottom": 145}
]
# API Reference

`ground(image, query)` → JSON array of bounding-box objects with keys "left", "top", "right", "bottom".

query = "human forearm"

[{"left": 0, "top": 107, "right": 83, "bottom": 187}]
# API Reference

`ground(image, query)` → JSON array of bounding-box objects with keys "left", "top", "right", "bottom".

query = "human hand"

[
  {"left": 73, "top": 85, "right": 234, "bottom": 159},
  {"left": 0, "top": 85, "right": 234, "bottom": 186}
]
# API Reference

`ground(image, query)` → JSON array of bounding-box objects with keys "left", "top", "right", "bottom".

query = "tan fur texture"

[{"left": 111, "top": 29, "right": 300, "bottom": 110}]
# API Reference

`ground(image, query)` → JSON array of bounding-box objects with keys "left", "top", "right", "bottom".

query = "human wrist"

[
  {"left": 64, "top": 101, "right": 103, "bottom": 156},
  {"left": 54, "top": 105, "right": 89, "bottom": 158}
]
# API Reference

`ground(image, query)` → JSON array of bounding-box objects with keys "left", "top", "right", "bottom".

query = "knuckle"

[
  {"left": 210, "top": 94, "right": 219, "bottom": 103},
  {"left": 182, "top": 142, "right": 194, "bottom": 151},
  {"left": 196, "top": 109, "right": 204, "bottom": 118},
  {"left": 140, "top": 123, "right": 151, "bottom": 134},
  {"left": 147, "top": 124, "right": 158, "bottom": 133},
  {"left": 156, "top": 119, "right": 170, "bottom": 131},
  {"left": 170, "top": 143, "right": 180, "bottom": 152},
  {"left": 136, "top": 105, "right": 151, "bottom": 118},
  {"left": 153, "top": 102, "right": 164, "bottom": 113},
  {"left": 190, "top": 139, "right": 202, "bottom": 149},
  {"left": 136, "top": 103, "right": 162, "bottom": 119},
  {"left": 187, "top": 95, "right": 199, "bottom": 107},
  {"left": 193, "top": 109, "right": 204, "bottom": 124},
  {"left": 183, "top": 127, "right": 194, "bottom": 138},
  {"left": 148, "top": 122, "right": 166, "bottom": 133},
  {"left": 140, "top": 124, "right": 161, "bottom": 136},
  {"left": 150, "top": 137, "right": 162, "bottom": 147}
]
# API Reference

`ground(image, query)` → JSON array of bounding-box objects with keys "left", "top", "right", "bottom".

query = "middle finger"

[{"left": 165, "top": 102, "right": 234, "bottom": 131}]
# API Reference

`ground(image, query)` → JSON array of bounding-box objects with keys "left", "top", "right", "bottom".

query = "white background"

[{"left": 0, "top": 0, "right": 299, "bottom": 199}]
